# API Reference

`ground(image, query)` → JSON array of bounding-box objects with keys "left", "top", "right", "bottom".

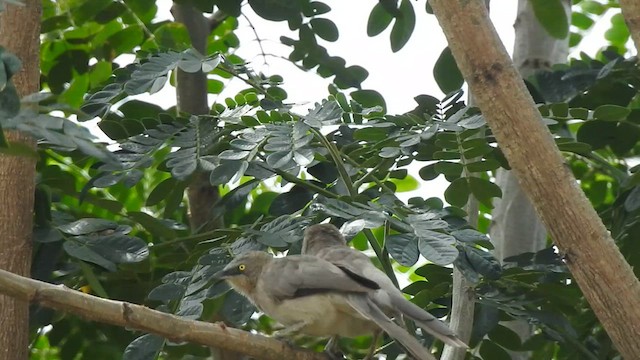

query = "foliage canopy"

[{"left": 0, "top": 0, "right": 637, "bottom": 359}]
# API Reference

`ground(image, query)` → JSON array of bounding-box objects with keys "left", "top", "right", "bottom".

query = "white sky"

[{"left": 128, "top": 1, "right": 623, "bottom": 201}]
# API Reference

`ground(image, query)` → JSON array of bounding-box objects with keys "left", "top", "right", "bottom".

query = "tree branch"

[
  {"left": 429, "top": 0, "right": 640, "bottom": 358},
  {"left": 0, "top": 268, "right": 327, "bottom": 360}
]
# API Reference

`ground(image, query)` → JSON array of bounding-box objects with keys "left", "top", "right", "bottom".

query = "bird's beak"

[{"left": 213, "top": 266, "right": 239, "bottom": 279}]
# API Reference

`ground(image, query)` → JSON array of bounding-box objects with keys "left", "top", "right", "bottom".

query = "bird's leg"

[
  {"left": 324, "top": 336, "right": 345, "bottom": 360},
  {"left": 364, "top": 330, "right": 382, "bottom": 360},
  {"left": 273, "top": 321, "right": 310, "bottom": 339}
]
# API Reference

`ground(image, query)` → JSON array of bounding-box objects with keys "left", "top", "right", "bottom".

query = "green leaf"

[
  {"left": 530, "top": 0, "right": 569, "bottom": 39},
  {"left": 58, "top": 218, "right": 118, "bottom": 235},
  {"left": 434, "top": 161, "right": 463, "bottom": 176},
  {"left": 624, "top": 186, "right": 640, "bottom": 212},
  {"left": 465, "top": 159, "right": 500, "bottom": 172},
  {"left": 129, "top": 211, "right": 176, "bottom": 239},
  {"left": 367, "top": 2, "right": 394, "bottom": 37},
  {"left": 444, "top": 178, "right": 470, "bottom": 207},
  {"left": 468, "top": 177, "right": 502, "bottom": 208},
  {"left": 351, "top": 89, "right": 386, "bottom": 114},
  {"left": 479, "top": 340, "right": 511, "bottom": 360},
  {"left": 221, "top": 291, "right": 256, "bottom": 325},
  {"left": 390, "top": 0, "right": 415, "bottom": 52},
  {"left": 434, "top": 47, "right": 464, "bottom": 93},
  {"left": 419, "top": 164, "right": 439, "bottom": 180},
  {"left": 451, "top": 229, "right": 489, "bottom": 243},
  {"left": 248, "top": 0, "right": 301, "bottom": 21},
  {"left": 463, "top": 245, "right": 502, "bottom": 280},
  {"left": 386, "top": 234, "right": 420, "bottom": 267},
  {"left": 489, "top": 325, "right": 523, "bottom": 351},
  {"left": 156, "top": 23, "right": 191, "bottom": 51},
  {"left": 593, "top": 104, "right": 630, "bottom": 121},
  {"left": 210, "top": 161, "right": 248, "bottom": 186},
  {"left": 310, "top": 18, "right": 338, "bottom": 42},
  {"left": 269, "top": 186, "right": 313, "bottom": 216},
  {"left": 123, "top": 334, "right": 164, "bottom": 360},
  {"left": 572, "top": 12, "right": 594, "bottom": 30},
  {"left": 64, "top": 234, "right": 148, "bottom": 271},
  {"left": 147, "top": 283, "right": 185, "bottom": 302},
  {"left": 417, "top": 235, "right": 458, "bottom": 265},
  {"left": 146, "top": 177, "right": 177, "bottom": 206}
]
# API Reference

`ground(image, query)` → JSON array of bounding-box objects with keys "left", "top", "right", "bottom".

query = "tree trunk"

[
  {"left": 171, "top": 4, "right": 223, "bottom": 233},
  {"left": 429, "top": 0, "right": 640, "bottom": 358},
  {"left": 620, "top": 0, "right": 640, "bottom": 53},
  {"left": 172, "top": 5, "right": 241, "bottom": 360},
  {"left": 0, "top": 1, "right": 41, "bottom": 359},
  {"left": 489, "top": 1, "right": 569, "bottom": 358}
]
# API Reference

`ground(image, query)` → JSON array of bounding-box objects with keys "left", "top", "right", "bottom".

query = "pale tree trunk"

[
  {"left": 430, "top": 0, "right": 640, "bottom": 358},
  {"left": 441, "top": 201, "right": 477, "bottom": 360},
  {"left": 489, "top": 1, "right": 569, "bottom": 357},
  {"left": 0, "top": 1, "right": 41, "bottom": 359}
]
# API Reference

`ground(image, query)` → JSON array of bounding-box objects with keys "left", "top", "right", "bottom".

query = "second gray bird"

[
  {"left": 215, "top": 251, "right": 436, "bottom": 360},
  {"left": 302, "top": 223, "right": 468, "bottom": 349}
]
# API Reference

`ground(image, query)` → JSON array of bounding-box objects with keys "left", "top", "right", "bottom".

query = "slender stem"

[
  {"left": 362, "top": 229, "right": 399, "bottom": 288},
  {"left": 275, "top": 168, "right": 338, "bottom": 199},
  {"left": 309, "top": 128, "right": 356, "bottom": 196}
]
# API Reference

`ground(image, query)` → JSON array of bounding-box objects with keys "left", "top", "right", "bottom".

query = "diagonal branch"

[
  {"left": 0, "top": 268, "right": 327, "bottom": 360},
  {"left": 429, "top": 0, "right": 640, "bottom": 358}
]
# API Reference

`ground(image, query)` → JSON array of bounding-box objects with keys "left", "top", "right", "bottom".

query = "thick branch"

[
  {"left": 620, "top": 0, "right": 640, "bottom": 54},
  {"left": 429, "top": 1, "right": 640, "bottom": 358},
  {"left": 0, "top": 268, "right": 327, "bottom": 360}
]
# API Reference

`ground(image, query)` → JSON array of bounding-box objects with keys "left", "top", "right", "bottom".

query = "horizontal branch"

[{"left": 0, "top": 268, "right": 327, "bottom": 360}]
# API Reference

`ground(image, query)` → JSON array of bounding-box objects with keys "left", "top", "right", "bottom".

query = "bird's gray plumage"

[
  {"left": 302, "top": 223, "right": 468, "bottom": 349},
  {"left": 216, "top": 250, "right": 436, "bottom": 360}
]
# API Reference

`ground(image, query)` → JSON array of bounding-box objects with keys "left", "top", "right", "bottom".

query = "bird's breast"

[{"left": 262, "top": 293, "right": 377, "bottom": 337}]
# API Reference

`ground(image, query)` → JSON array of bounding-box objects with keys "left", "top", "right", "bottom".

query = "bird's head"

[
  {"left": 214, "top": 251, "right": 273, "bottom": 295},
  {"left": 302, "top": 223, "right": 347, "bottom": 255}
]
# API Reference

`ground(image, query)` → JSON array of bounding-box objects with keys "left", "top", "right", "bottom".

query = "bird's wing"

[
  {"left": 262, "top": 255, "right": 379, "bottom": 300},
  {"left": 346, "top": 294, "right": 436, "bottom": 360}
]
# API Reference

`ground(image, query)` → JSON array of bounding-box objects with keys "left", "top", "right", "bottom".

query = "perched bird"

[
  {"left": 302, "top": 223, "right": 468, "bottom": 350},
  {"left": 215, "top": 251, "right": 436, "bottom": 360}
]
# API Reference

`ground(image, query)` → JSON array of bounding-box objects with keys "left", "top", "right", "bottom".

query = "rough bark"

[
  {"left": 620, "top": 0, "right": 640, "bottom": 54},
  {"left": 489, "top": 1, "right": 569, "bottom": 358},
  {"left": 0, "top": 268, "right": 327, "bottom": 360},
  {"left": 429, "top": 0, "right": 640, "bottom": 358},
  {"left": 0, "top": 1, "right": 41, "bottom": 359},
  {"left": 171, "top": 3, "right": 223, "bottom": 233}
]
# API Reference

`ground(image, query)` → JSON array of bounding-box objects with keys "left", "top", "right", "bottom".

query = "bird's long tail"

[
  {"left": 388, "top": 292, "right": 468, "bottom": 349},
  {"left": 347, "top": 295, "right": 436, "bottom": 360}
]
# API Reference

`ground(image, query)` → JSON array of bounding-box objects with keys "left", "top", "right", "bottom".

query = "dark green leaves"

[
  {"left": 249, "top": 0, "right": 301, "bottom": 21},
  {"left": 386, "top": 234, "right": 420, "bottom": 267},
  {"left": 445, "top": 177, "right": 502, "bottom": 208},
  {"left": 309, "top": 18, "right": 338, "bottom": 42},
  {"left": 434, "top": 47, "right": 464, "bottom": 93},
  {"left": 63, "top": 234, "right": 148, "bottom": 272},
  {"left": 530, "top": 0, "right": 569, "bottom": 39},
  {"left": 123, "top": 334, "right": 164, "bottom": 360},
  {"left": 367, "top": 2, "right": 394, "bottom": 37},
  {"left": 390, "top": 0, "right": 415, "bottom": 52}
]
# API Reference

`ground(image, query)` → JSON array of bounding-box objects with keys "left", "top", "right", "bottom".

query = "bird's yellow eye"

[{"left": 238, "top": 264, "right": 246, "bottom": 271}]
